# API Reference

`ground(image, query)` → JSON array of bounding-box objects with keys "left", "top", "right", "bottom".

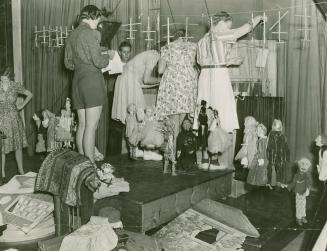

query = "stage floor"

[{"left": 95, "top": 155, "right": 234, "bottom": 232}]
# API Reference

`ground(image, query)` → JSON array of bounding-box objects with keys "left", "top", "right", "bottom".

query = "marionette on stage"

[
  {"left": 207, "top": 110, "right": 232, "bottom": 170},
  {"left": 287, "top": 158, "right": 312, "bottom": 226},
  {"left": 56, "top": 97, "right": 76, "bottom": 148},
  {"left": 246, "top": 123, "right": 269, "bottom": 186},
  {"left": 198, "top": 100, "right": 209, "bottom": 148},
  {"left": 315, "top": 134, "right": 327, "bottom": 182},
  {"left": 176, "top": 117, "right": 197, "bottom": 171},
  {"left": 235, "top": 116, "right": 258, "bottom": 168},
  {"left": 125, "top": 103, "right": 140, "bottom": 160},
  {"left": 33, "top": 109, "right": 56, "bottom": 152},
  {"left": 266, "top": 119, "right": 290, "bottom": 189},
  {"left": 140, "top": 106, "right": 164, "bottom": 161}
]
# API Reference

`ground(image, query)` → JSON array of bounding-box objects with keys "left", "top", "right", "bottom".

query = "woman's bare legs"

[
  {"left": 76, "top": 109, "right": 86, "bottom": 155},
  {"left": 15, "top": 149, "right": 24, "bottom": 174},
  {"left": 83, "top": 106, "right": 102, "bottom": 163}
]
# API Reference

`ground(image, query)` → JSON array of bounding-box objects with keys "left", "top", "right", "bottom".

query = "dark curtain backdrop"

[
  {"left": 285, "top": 0, "right": 326, "bottom": 161},
  {"left": 0, "top": 0, "right": 13, "bottom": 71},
  {"left": 21, "top": 0, "right": 142, "bottom": 156}
]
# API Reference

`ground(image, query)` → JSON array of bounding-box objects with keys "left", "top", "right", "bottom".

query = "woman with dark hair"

[
  {"left": 0, "top": 67, "right": 32, "bottom": 181},
  {"left": 65, "top": 5, "right": 114, "bottom": 163},
  {"left": 156, "top": 28, "right": 198, "bottom": 152}
]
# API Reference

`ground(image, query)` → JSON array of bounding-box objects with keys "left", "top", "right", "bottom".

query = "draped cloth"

[{"left": 35, "top": 149, "right": 95, "bottom": 207}]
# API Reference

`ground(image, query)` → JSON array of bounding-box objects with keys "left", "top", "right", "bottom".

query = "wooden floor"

[{"left": 2, "top": 153, "right": 325, "bottom": 251}]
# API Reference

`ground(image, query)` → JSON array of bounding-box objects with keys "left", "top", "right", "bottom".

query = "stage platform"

[{"left": 94, "top": 155, "right": 234, "bottom": 233}]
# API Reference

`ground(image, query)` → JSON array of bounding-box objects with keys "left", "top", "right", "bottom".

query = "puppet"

[
  {"left": 207, "top": 110, "right": 232, "bottom": 170},
  {"left": 246, "top": 123, "right": 268, "bottom": 186},
  {"left": 315, "top": 135, "right": 327, "bottom": 182},
  {"left": 235, "top": 116, "right": 258, "bottom": 167},
  {"left": 287, "top": 158, "right": 312, "bottom": 225},
  {"left": 125, "top": 103, "right": 140, "bottom": 160},
  {"left": 176, "top": 117, "right": 197, "bottom": 171},
  {"left": 266, "top": 119, "right": 290, "bottom": 188}
]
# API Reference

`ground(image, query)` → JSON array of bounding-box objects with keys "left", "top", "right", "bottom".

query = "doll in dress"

[
  {"left": 235, "top": 116, "right": 258, "bottom": 168},
  {"left": 246, "top": 123, "right": 269, "bottom": 186},
  {"left": 287, "top": 158, "right": 312, "bottom": 226},
  {"left": 125, "top": 103, "right": 139, "bottom": 160},
  {"left": 176, "top": 117, "right": 197, "bottom": 171},
  {"left": 266, "top": 119, "right": 290, "bottom": 189},
  {"left": 207, "top": 110, "right": 232, "bottom": 170},
  {"left": 315, "top": 134, "right": 327, "bottom": 182}
]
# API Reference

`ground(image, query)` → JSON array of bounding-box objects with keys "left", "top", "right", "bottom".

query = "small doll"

[
  {"left": 125, "top": 103, "right": 139, "bottom": 160},
  {"left": 266, "top": 119, "right": 290, "bottom": 188},
  {"left": 235, "top": 116, "right": 258, "bottom": 168},
  {"left": 33, "top": 109, "right": 56, "bottom": 152},
  {"left": 207, "top": 110, "right": 232, "bottom": 170},
  {"left": 35, "top": 133, "right": 46, "bottom": 153},
  {"left": 315, "top": 134, "right": 327, "bottom": 182},
  {"left": 246, "top": 123, "right": 269, "bottom": 186},
  {"left": 140, "top": 107, "right": 164, "bottom": 161},
  {"left": 161, "top": 117, "right": 177, "bottom": 175},
  {"left": 176, "top": 117, "right": 197, "bottom": 171},
  {"left": 287, "top": 158, "right": 312, "bottom": 226},
  {"left": 198, "top": 100, "right": 209, "bottom": 150},
  {"left": 96, "top": 163, "right": 116, "bottom": 186}
]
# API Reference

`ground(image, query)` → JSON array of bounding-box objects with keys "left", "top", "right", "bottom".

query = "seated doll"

[
  {"left": 176, "top": 117, "right": 197, "bottom": 171},
  {"left": 246, "top": 123, "right": 269, "bottom": 186},
  {"left": 235, "top": 116, "right": 258, "bottom": 167},
  {"left": 207, "top": 110, "right": 232, "bottom": 170},
  {"left": 287, "top": 158, "right": 312, "bottom": 226}
]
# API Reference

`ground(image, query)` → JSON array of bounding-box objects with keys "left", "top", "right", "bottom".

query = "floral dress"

[
  {"left": 0, "top": 81, "right": 28, "bottom": 153},
  {"left": 156, "top": 39, "right": 198, "bottom": 119}
]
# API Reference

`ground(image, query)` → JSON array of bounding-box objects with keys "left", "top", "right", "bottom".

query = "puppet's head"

[
  {"left": 257, "top": 124, "right": 267, "bottom": 138},
  {"left": 315, "top": 134, "right": 327, "bottom": 147},
  {"left": 136, "top": 108, "right": 145, "bottom": 122},
  {"left": 127, "top": 103, "right": 136, "bottom": 116},
  {"left": 96, "top": 163, "right": 115, "bottom": 183},
  {"left": 297, "top": 157, "right": 311, "bottom": 173},
  {"left": 182, "top": 118, "right": 193, "bottom": 132},
  {"left": 244, "top": 116, "right": 257, "bottom": 134},
  {"left": 144, "top": 106, "right": 155, "bottom": 120},
  {"left": 65, "top": 98, "right": 72, "bottom": 111},
  {"left": 272, "top": 119, "right": 283, "bottom": 132}
]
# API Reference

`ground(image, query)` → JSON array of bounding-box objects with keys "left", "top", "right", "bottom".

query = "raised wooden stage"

[{"left": 94, "top": 155, "right": 233, "bottom": 233}]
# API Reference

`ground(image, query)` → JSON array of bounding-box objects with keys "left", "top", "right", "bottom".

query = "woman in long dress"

[
  {"left": 195, "top": 11, "right": 264, "bottom": 168},
  {"left": 156, "top": 29, "right": 198, "bottom": 151},
  {"left": 0, "top": 68, "right": 32, "bottom": 181},
  {"left": 111, "top": 50, "right": 161, "bottom": 124}
]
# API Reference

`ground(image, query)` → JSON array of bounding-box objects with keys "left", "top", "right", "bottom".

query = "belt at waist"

[{"left": 201, "top": 65, "right": 226, "bottom": 69}]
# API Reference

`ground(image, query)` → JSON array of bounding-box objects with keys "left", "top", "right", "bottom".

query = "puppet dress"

[
  {"left": 156, "top": 39, "right": 198, "bottom": 119},
  {"left": 267, "top": 131, "right": 290, "bottom": 185},
  {"left": 0, "top": 81, "right": 28, "bottom": 154},
  {"left": 112, "top": 50, "right": 160, "bottom": 124},
  {"left": 247, "top": 137, "right": 268, "bottom": 186},
  {"left": 194, "top": 32, "right": 239, "bottom": 133}
]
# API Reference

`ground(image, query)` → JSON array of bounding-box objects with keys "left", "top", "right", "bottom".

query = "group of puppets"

[
  {"left": 125, "top": 100, "right": 233, "bottom": 175},
  {"left": 235, "top": 116, "right": 316, "bottom": 226},
  {"left": 33, "top": 98, "right": 76, "bottom": 154}
]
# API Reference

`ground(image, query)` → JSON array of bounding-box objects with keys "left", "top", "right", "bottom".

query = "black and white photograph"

[{"left": 0, "top": 0, "right": 326, "bottom": 250}]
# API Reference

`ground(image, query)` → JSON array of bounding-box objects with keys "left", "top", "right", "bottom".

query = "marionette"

[
  {"left": 287, "top": 158, "right": 312, "bottom": 226},
  {"left": 235, "top": 116, "right": 258, "bottom": 168},
  {"left": 315, "top": 134, "right": 327, "bottom": 182},
  {"left": 266, "top": 119, "right": 290, "bottom": 189},
  {"left": 161, "top": 117, "right": 177, "bottom": 176},
  {"left": 33, "top": 109, "right": 56, "bottom": 152},
  {"left": 207, "top": 110, "right": 232, "bottom": 170},
  {"left": 96, "top": 163, "right": 115, "bottom": 186},
  {"left": 125, "top": 103, "right": 139, "bottom": 160},
  {"left": 176, "top": 117, "right": 197, "bottom": 171},
  {"left": 246, "top": 123, "right": 269, "bottom": 186}
]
